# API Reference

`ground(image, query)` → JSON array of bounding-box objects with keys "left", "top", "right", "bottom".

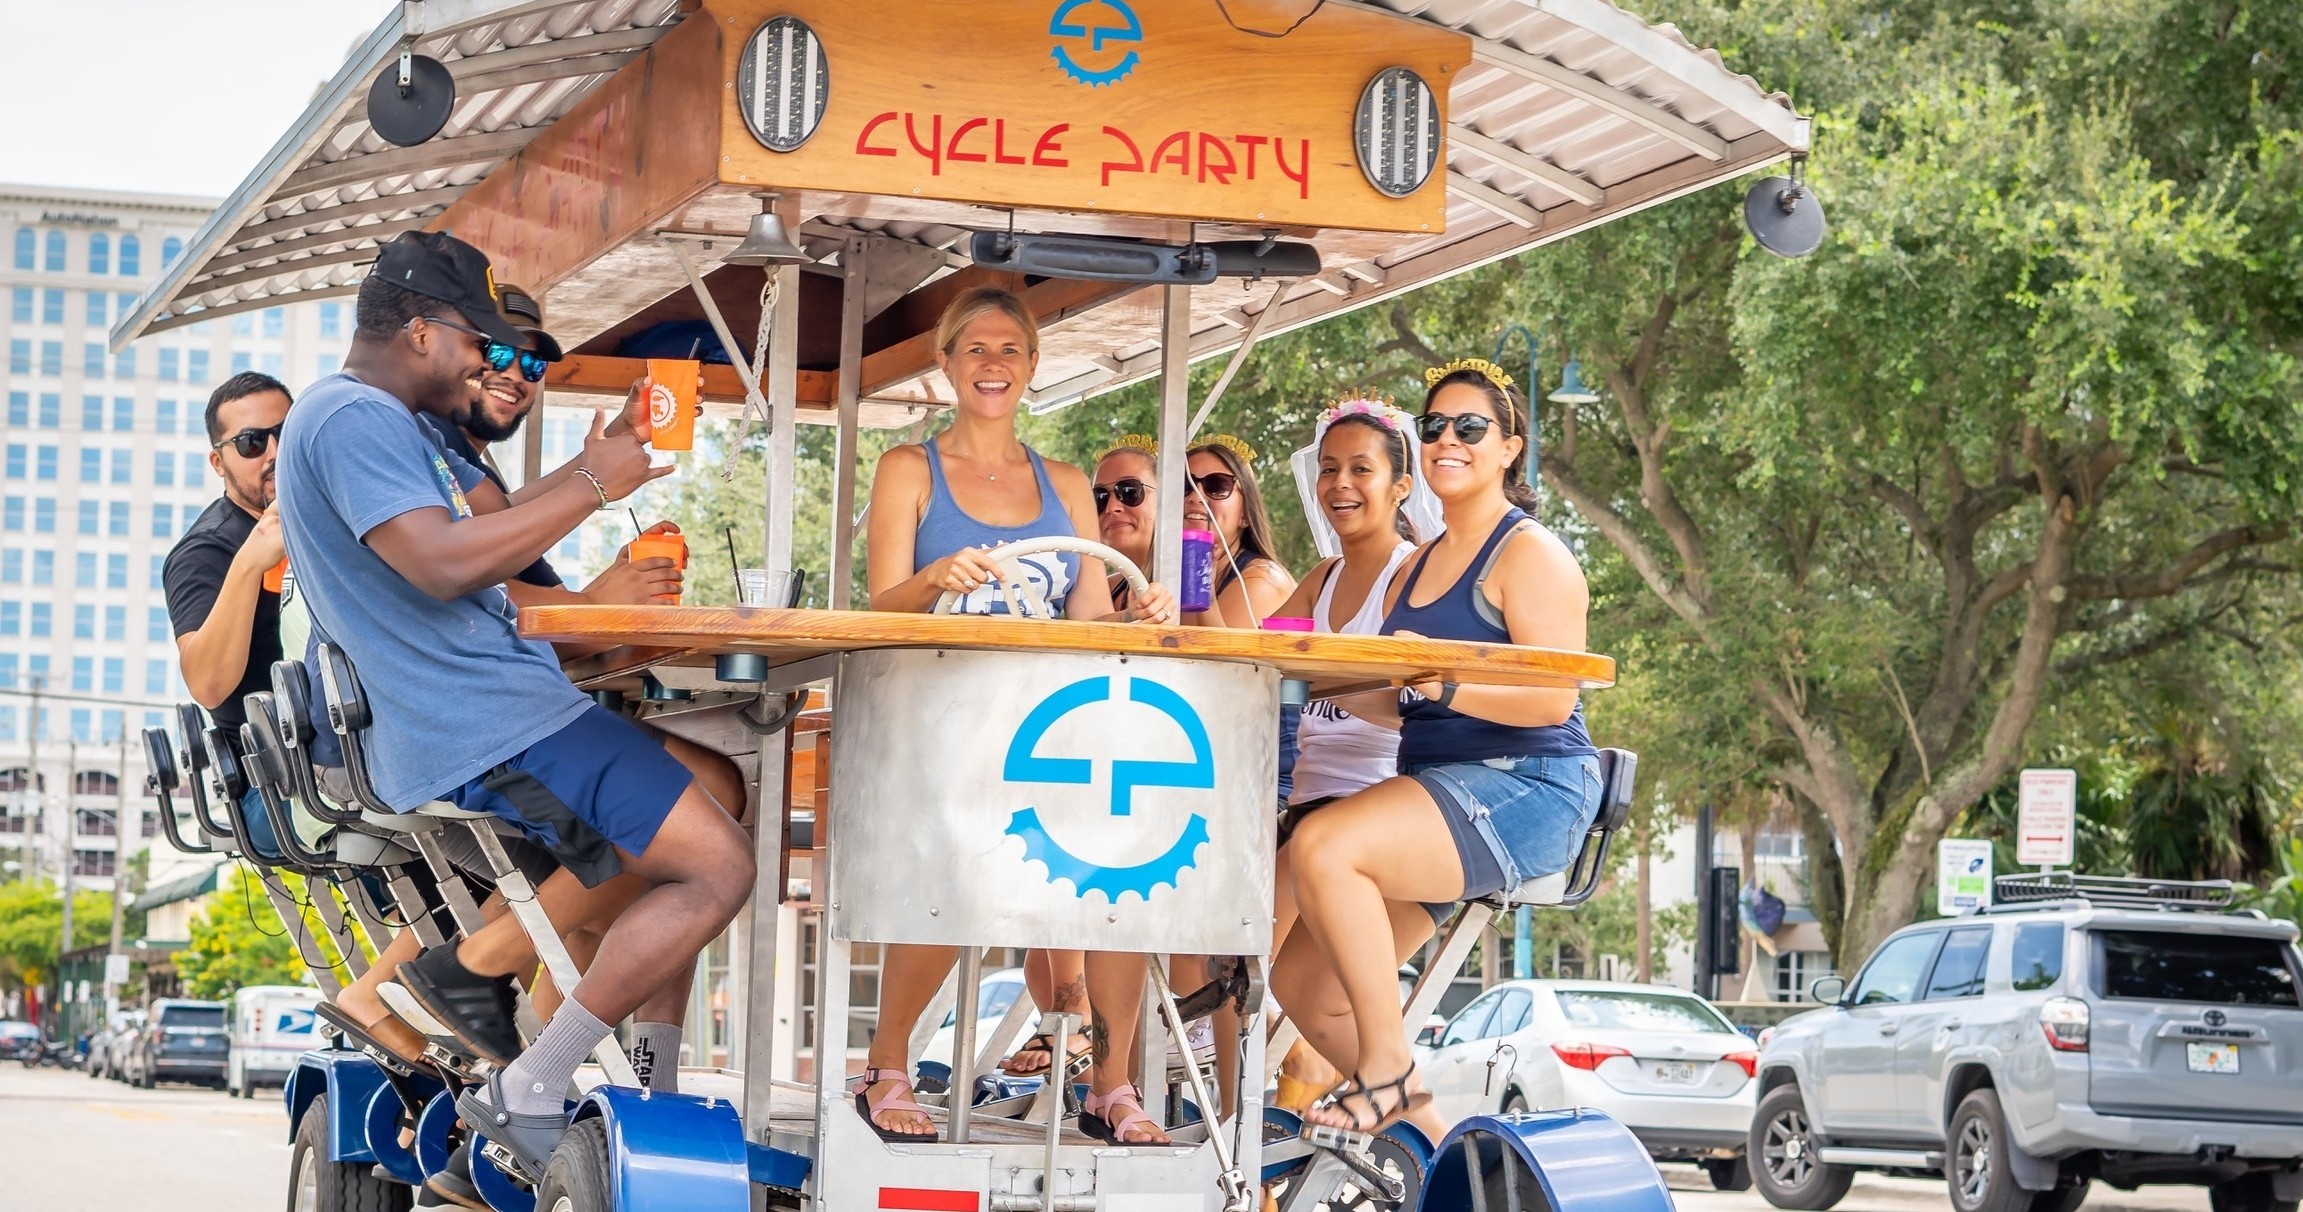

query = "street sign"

[
  {"left": 2017, "top": 768, "right": 2078, "bottom": 867},
  {"left": 1939, "top": 839, "right": 1995, "bottom": 915},
  {"left": 104, "top": 954, "right": 129, "bottom": 986}
]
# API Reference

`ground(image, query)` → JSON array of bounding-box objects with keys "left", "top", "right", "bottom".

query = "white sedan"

[{"left": 1420, "top": 979, "right": 1759, "bottom": 1192}]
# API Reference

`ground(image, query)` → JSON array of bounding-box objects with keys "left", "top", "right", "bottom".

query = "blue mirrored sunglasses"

[{"left": 482, "top": 341, "right": 551, "bottom": 383}]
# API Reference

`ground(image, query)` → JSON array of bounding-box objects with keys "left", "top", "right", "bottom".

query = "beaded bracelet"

[{"left": 573, "top": 467, "right": 610, "bottom": 509}]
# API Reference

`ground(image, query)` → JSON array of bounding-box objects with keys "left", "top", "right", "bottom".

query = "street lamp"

[{"left": 1550, "top": 359, "right": 1599, "bottom": 405}]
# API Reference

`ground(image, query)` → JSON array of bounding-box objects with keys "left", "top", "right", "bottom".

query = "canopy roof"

[{"left": 116, "top": 0, "right": 1805, "bottom": 424}]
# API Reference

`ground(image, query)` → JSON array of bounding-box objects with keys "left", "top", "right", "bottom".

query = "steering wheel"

[{"left": 932, "top": 536, "right": 1151, "bottom": 620}]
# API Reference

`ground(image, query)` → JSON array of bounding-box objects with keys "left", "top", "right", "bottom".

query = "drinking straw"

[
  {"left": 627, "top": 508, "right": 642, "bottom": 537},
  {"left": 726, "top": 528, "right": 742, "bottom": 595}
]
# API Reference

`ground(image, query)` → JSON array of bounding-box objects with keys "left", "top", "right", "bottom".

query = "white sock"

[
  {"left": 629, "top": 1022, "right": 681, "bottom": 1094},
  {"left": 499, "top": 999, "right": 611, "bottom": 1116}
]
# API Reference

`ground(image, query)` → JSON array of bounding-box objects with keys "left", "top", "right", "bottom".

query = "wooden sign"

[{"left": 709, "top": 0, "right": 1467, "bottom": 233}]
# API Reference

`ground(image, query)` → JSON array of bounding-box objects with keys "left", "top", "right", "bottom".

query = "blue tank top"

[
  {"left": 913, "top": 437, "right": 1081, "bottom": 617},
  {"left": 1384, "top": 509, "right": 1596, "bottom": 765}
]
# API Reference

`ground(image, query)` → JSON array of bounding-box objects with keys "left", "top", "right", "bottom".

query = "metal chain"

[{"left": 720, "top": 272, "right": 780, "bottom": 481}]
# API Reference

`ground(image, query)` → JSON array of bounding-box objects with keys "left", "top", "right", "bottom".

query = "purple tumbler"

[{"left": 1180, "top": 529, "right": 1216, "bottom": 612}]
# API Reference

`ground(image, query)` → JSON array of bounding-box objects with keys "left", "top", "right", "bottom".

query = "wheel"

[
  {"left": 2210, "top": 1173, "right": 2301, "bottom": 1212},
  {"left": 534, "top": 1118, "right": 612, "bottom": 1212},
  {"left": 289, "top": 1093, "right": 413, "bottom": 1212},
  {"left": 1750, "top": 1083, "right": 1853, "bottom": 1211},
  {"left": 1501, "top": 1091, "right": 1528, "bottom": 1115},
  {"left": 1705, "top": 1156, "right": 1754, "bottom": 1192},
  {"left": 2029, "top": 1179, "right": 2091, "bottom": 1212},
  {"left": 1946, "top": 1088, "right": 2035, "bottom": 1212}
]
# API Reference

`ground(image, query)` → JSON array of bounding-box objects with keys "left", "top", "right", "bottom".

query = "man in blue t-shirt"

[{"left": 276, "top": 231, "right": 753, "bottom": 1174}]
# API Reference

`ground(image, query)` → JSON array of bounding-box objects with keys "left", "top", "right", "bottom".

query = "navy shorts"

[
  {"left": 447, "top": 704, "right": 692, "bottom": 887},
  {"left": 1409, "top": 753, "right": 1603, "bottom": 913}
]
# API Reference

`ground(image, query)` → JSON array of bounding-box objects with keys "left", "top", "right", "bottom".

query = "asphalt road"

[
  {"left": 0, "top": 1063, "right": 288, "bottom": 1210},
  {"left": 0, "top": 1062, "right": 2217, "bottom": 1212}
]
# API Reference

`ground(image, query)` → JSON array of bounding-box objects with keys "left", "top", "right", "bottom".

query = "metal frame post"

[
  {"left": 830, "top": 236, "right": 866, "bottom": 608},
  {"left": 949, "top": 948, "right": 983, "bottom": 1144},
  {"left": 1153, "top": 284, "right": 1191, "bottom": 592}
]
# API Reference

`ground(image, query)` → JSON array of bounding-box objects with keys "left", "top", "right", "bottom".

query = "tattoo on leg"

[
  {"left": 1086, "top": 1014, "right": 1110, "bottom": 1063},
  {"left": 1051, "top": 976, "right": 1087, "bottom": 1012}
]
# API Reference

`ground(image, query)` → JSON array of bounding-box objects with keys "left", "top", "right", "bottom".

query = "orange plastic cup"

[
  {"left": 644, "top": 358, "right": 701, "bottom": 451},
  {"left": 627, "top": 532, "right": 688, "bottom": 603},
  {"left": 263, "top": 558, "right": 288, "bottom": 594}
]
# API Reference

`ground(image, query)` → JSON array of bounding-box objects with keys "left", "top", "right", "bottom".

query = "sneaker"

[{"left": 397, "top": 945, "right": 524, "bottom": 1067}]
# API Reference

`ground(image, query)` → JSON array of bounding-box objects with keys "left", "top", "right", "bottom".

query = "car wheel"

[
  {"left": 1501, "top": 1091, "right": 1529, "bottom": 1116},
  {"left": 534, "top": 1118, "right": 612, "bottom": 1212},
  {"left": 1750, "top": 1083, "right": 1853, "bottom": 1211},
  {"left": 1705, "top": 1156, "right": 1754, "bottom": 1192},
  {"left": 2028, "top": 1179, "right": 2091, "bottom": 1212},
  {"left": 2210, "top": 1173, "right": 2301, "bottom": 1212},
  {"left": 1947, "top": 1088, "right": 2035, "bottom": 1212},
  {"left": 291, "top": 1093, "right": 413, "bottom": 1212}
]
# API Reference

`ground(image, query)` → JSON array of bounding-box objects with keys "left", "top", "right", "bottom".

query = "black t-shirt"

[
  {"left": 417, "top": 413, "right": 562, "bottom": 589},
  {"left": 163, "top": 496, "right": 282, "bottom": 731}
]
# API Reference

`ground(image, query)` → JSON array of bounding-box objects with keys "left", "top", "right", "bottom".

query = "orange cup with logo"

[
  {"left": 644, "top": 358, "right": 702, "bottom": 451},
  {"left": 626, "top": 532, "right": 688, "bottom": 604},
  {"left": 263, "top": 558, "right": 288, "bottom": 594}
]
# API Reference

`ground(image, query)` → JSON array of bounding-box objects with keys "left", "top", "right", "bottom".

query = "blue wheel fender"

[
  {"left": 575, "top": 1085, "right": 751, "bottom": 1212},
  {"left": 365, "top": 1082, "right": 429, "bottom": 1185},
  {"left": 416, "top": 1090, "right": 459, "bottom": 1180},
  {"left": 470, "top": 1133, "right": 537, "bottom": 1212},
  {"left": 1421, "top": 1111, "right": 1670, "bottom": 1212},
  {"left": 284, "top": 1051, "right": 391, "bottom": 1164}
]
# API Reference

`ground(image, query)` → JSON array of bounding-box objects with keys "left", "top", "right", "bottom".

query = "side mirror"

[
  {"left": 1809, "top": 976, "right": 1847, "bottom": 1006},
  {"left": 1416, "top": 1022, "right": 1444, "bottom": 1048}
]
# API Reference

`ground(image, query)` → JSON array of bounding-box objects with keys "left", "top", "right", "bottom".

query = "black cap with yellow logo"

[{"left": 370, "top": 231, "right": 524, "bottom": 347}]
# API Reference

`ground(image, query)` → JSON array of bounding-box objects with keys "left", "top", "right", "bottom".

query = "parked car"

[
  {"left": 0, "top": 1020, "right": 40, "bottom": 1063},
  {"left": 228, "top": 985, "right": 320, "bottom": 1098},
  {"left": 129, "top": 998, "right": 230, "bottom": 1089},
  {"left": 1419, "top": 979, "right": 1759, "bottom": 1191},
  {"left": 920, "top": 968, "right": 1031, "bottom": 1077},
  {"left": 1752, "top": 875, "right": 2303, "bottom": 1212},
  {"left": 100, "top": 1011, "right": 146, "bottom": 1082}
]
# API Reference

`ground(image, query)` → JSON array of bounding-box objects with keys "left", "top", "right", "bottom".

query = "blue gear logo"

[
  {"left": 1049, "top": 0, "right": 1143, "bottom": 87},
  {"left": 1002, "top": 675, "right": 1212, "bottom": 901}
]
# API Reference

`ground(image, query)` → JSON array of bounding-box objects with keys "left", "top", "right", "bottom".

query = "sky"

[{"left": 0, "top": 0, "right": 386, "bottom": 198}]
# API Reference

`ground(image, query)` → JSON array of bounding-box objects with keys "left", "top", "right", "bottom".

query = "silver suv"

[{"left": 1751, "top": 875, "right": 2303, "bottom": 1212}]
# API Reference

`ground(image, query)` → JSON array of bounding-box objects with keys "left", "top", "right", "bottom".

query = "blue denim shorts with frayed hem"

[{"left": 1409, "top": 753, "right": 1604, "bottom": 920}]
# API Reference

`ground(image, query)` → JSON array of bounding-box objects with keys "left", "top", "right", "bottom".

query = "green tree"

[
  {"left": 0, "top": 881, "right": 117, "bottom": 999},
  {"left": 177, "top": 867, "right": 324, "bottom": 1000}
]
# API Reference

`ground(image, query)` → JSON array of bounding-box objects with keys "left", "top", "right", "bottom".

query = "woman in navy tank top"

[
  {"left": 856, "top": 287, "right": 1179, "bottom": 1147},
  {"left": 1274, "top": 361, "right": 1602, "bottom": 1142}
]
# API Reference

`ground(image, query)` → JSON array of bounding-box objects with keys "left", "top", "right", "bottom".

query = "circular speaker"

[
  {"left": 365, "top": 53, "right": 455, "bottom": 148},
  {"left": 1355, "top": 67, "right": 1442, "bottom": 198},
  {"left": 738, "top": 16, "right": 830, "bottom": 152},
  {"left": 1744, "top": 175, "right": 1828, "bottom": 258}
]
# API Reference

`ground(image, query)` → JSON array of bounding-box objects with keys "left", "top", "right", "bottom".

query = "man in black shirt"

[{"left": 164, "top": 370, "right": 293, "bottom": 856}]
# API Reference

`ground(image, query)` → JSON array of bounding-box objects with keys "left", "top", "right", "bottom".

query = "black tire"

[
  {"left": 534, "top": 1118, "right": 613, "bottom": 1212},
  {"left": 1946, "top": 1089, "right": 2034, "bottom": 1212},
  {"left": 2210, "top": 1173, "right": 2302, "bottom": 1212},
  {"left": 1705, "top": 1156, "right": 1755, "bottom": 1192},
  {"left": 1750, "top": 1083, "right": 1853, "bottom": 1211},
  {"left": 2029, "top": 1179, "right": 2091, "bottom": 1212},
  {"left": 1501, "top": 1091, "right": 1529, "bottom": 1116},
  {"left": 288, "top": 1094, "right": 412, "bottom": 1212}
]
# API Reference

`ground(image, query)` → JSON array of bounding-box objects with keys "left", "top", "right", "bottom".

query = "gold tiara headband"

[
  {"left": 1424, "top": 357, "right": 1516, "bottom": 393},
  {"left": 1190, "top": 433, "right": 1258, "bottom": 464},
  {"left": 1094, "top": 433, "right": 1159, "bottom": 462}
]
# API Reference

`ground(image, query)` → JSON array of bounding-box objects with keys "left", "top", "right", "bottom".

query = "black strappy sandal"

[
  {"left": 998, "top": 1031, "right": 1092, "bottom": 1078},
  {"left": 1307, "top": 1065, "right": 1433, "bottom": 1135}
]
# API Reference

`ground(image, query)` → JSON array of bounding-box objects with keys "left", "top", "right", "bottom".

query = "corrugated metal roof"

[{"left": 116, "top": 0, "right": 1806, "bottom": 382}]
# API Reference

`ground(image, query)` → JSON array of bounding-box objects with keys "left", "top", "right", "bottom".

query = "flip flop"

[{"left": 853, "top": 1067, "right": 939, "bottom": 1143}]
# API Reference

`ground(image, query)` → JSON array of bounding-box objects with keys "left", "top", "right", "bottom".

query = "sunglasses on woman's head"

[
  {"left": 212, "top": 424, "right": 283, "bottom": 459},
  {"left": 1190, "top": 472, "right": 1238, "bottom": 501},
  {"left": 1094, "top": 478, "right": 1151, "bottom": 511},
  {"left": 1416, "top": 411, "right": 1498, "bottom": 445}
]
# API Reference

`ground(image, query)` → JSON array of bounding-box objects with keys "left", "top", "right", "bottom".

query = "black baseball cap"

[
  {"left": 370, "top": 231, "right": 523, "bottom": 347},
  {"left": 495, "top": 284, "right": 565, "bottom": 362}
]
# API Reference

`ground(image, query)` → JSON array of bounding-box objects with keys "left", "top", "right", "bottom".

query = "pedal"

[
  {"left": 480, "top": 1140, "right": 537, "bottom": 1187},
  {"left": 1300, "top": 1125, "right": 1406, "bottom": 1205}
]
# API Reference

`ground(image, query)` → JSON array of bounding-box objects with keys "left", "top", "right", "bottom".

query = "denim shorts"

[
  {"left": 446, "top": 704, "right": 691, "bottom": 887},
  {"left": 1408, "top": 753, "right": 1604, "bottom": 904}
]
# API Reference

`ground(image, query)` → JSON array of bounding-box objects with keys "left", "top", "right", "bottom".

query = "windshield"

[
  {"left": 159, "top": 1006, "right": 226, "bottom": 1029},
  {"left": 1554, "top": 990, "right": 1737, "bottom": 1034},
  {"left": 2095, "top": 930, "right": 2300, "bottom": 1006},
  {"left": 0, "top": 1022, "right": 38, "bottom": 1040}
]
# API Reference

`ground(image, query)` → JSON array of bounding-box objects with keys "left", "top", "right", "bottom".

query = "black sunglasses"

[
  {"left": 418, "top": 316, "right": 550, "bottom": 383},
  {"left": 212, "top": 424, "right": 283, "bottom": 459},
  {"left": 1417, "top": 411, "right": 1499, "bottom": 445},
  {"left": 1190, "top": 472, "right": 1238, "bottom": 501},
  {"left": 1094, "top": 478, "right": 1151, "bottom": 512}
]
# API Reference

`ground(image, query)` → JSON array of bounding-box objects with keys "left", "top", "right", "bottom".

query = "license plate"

[
  {"left": 1651, "top": 1061, "right": 1699, "bottom": 1084},
  {"left": 2186, "top": 1042, "right": 2239, "bottom": 1074}
]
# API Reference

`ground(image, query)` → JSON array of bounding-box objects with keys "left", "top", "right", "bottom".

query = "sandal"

[
  {"left": 853, "top": 1067, "right": 939, "bottom": 1143},
  {"left": 998, "top": 1031, "right": 1092, "bottom": 1078},
  {"left": 1304, "top": 1065, "right": 1432, "bottom": 1136},
  {"left": 1080, "top": 1084, "right": 1170, "bottom": 1145},
  {"left": 314, "top": 1002, "right": 429, "bottom": 1073}
]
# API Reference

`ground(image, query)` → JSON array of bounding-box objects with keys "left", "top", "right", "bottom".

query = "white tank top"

[{"left": 1290, "top": 542, "right": 1415, "bottom": 804}]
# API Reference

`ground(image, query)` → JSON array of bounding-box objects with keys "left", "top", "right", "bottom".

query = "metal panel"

[{"left": 828, "top": 648, "right": 1275, "bottom": 955}]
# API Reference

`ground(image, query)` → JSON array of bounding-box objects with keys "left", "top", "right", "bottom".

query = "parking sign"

[
  {"left": 2017, "top": 768, "right": 2077, "bottom": 867},
  {"left": 1938, "top": 839, "right": 1994, "bottom": 915}
]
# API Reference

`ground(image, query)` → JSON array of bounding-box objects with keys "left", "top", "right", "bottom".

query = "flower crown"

[
  {"left": 1094, "top": 433, "right": 1159, "bottom": 462},
  {"left": 1424, "top": 357, "right": 1516, "bottom": 393},
  {"left": 1190, "top": 433, "right": 1258, "bottom": 464},
  {"left": 1319, "top": 395, "right": 1410, "bottom": 431}
]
